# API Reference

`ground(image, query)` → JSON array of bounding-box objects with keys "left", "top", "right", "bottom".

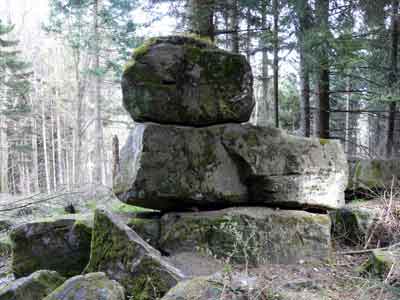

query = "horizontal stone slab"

[
  {"left": 160, "top": 207, "right": 332, "bottom": 265},
  {"left": 113, "top": 123, "right": 348, "bottom": 211}
]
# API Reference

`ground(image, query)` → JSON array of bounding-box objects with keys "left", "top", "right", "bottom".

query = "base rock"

[{"left": 160, "top": 207, "right": 331, "bottom": 265}]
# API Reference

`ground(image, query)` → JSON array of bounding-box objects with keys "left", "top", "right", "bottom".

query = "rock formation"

[
  {"left": 114, "top": 35, "right": 348, "bottom": 267},
  {"left": 0, "top": 35, "right": 351, "bottom": 300},
  {"left": 116, "top": 35, "right": 348, "bottom": 213}
]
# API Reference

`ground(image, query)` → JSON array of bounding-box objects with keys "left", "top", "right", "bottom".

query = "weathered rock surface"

[
  {"left": 126, "top": 216, "right": 160, "bottom": 248},
  {"left": 114, "top": 123, "right": 347, "bottom": 211},
  {"left": 43, "top": 272, "right": 125, "bottom": 300},
  {"left": 10, "top": 216, "right": 92, "bottom": 278},
  {"left": 0, "top": 270, "right": 65, "bottom": 300},
  {"left": 160, "top": 207, "right": 331, "bottom": 265},
  {"left": 85, "top": 209, "right": 184, "bottom": 299},
  {"left": 161, "top": 274, "right": 259, "bottom": 300},
  {"left": 330, "top": 204, "right": 380, "bottom": 246},
  {"left": 122, "top": 36, "right": 254, "bottom": 126},
  {"left": 348, "top": 159, "right": 400, "bottom": 191}
]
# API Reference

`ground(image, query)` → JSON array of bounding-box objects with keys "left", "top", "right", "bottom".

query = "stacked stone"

[{"left": 114, "top": 36, "right": 348, "bottom": 265}]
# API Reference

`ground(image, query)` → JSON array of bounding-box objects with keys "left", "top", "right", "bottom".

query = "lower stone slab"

[{"left": 160, "top": 207, "right": 332, "bottom": 265}]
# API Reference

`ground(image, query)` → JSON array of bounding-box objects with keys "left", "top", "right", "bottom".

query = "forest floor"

[
  {"left": 246, "top": 249, "right": 398, "bottom": 300},
  {"left": 0, "top": 190, "right": 399, "bottom": 299}
]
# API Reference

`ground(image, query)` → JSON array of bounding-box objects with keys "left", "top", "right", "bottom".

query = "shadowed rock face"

[
  {"left": 114, "top": 123, "right": 348, "bottom": 212},
  {"left": 84, "top": 209, "right": 184, "bottom": 299},
  {"left": 10, "top": 216, "right": 92, "bottom": 278},
  {"left": 122, "top": 36, "right": 254, "bottom": 126}
]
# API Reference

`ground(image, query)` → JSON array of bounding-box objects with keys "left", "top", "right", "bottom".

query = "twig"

[
  {"left": 338, "top": 242, "right": 400, "bottom": 255},
  {"left": 0, "top": 192, "right": 81, "bottom": 213}
]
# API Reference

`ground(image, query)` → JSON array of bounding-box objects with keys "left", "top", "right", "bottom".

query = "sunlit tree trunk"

[
  {"left": 93, "top": 0, "right": 105, "bottom": 185},
  {"left": 42, "top": 96, "right": 51, "bottom": 193},
  {"left": 0, "top": 116, "right": 8, "bottom": 193}
]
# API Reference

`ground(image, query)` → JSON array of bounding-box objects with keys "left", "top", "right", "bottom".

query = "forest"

[
  {"left": 0, "top": 0, "right": 398, "bottom": 195},
  {"left": 0, "top": 0, "right": 400, "bottom": 300}
]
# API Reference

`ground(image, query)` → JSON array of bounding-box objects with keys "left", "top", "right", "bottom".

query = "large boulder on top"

[
  {"left": 114, "top": 123, "right": 347, "bottom": 211},
  {"left": 84, "top": 209, "right": 184, "bottom": 300},
  {"left": 122, "top": 36, "right": 254, "bottom": 126},
  {"left": 0, "top": 270, "right": 65, "bottom": 300},
  {"left": 43, "top": 272, "right": 125, "bottom": 300},
  {"left": 160, "top": 207, "right": 332, "bottom": 265},
  {"left": 10, "top": 215, "right": 92, "bottom": 278}
]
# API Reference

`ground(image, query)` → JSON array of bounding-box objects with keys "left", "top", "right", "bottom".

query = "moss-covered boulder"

[
  {"left": 114, "top": 123, "right": 347, "bottom": 211},
  {"left": 362, "top": 249, "right": 400, "bottom": 280},
  {"left": 85, "top": 209, "right": 184, "bottom": 300},
  {"left": 160, "top": 207, "right": 332, "bottom": 265},
  {"left": 0, "top": 270, "right": 65, "bottom": 300},
  {"left": 161, "top": 273, "right": 284, "bottom": 300},
  {"left": 330, "top": 204, "right": 380, "bottom": 246},
  {"left": 10, "top": 215, "right": 92, "bottom": 278},
  {"left": 122, "top": 35, "right": 254, "bottom": 126},
  {"left": 348, "top": 159, "right": 400, "bottom": 191},
  {"left": 43, "top": 272, "right": 125, "bottom": 300}
]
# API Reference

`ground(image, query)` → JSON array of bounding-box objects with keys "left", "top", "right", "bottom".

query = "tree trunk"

[
  {"left": 0, "top": 116, "right": 8, "bottom": 193},
  {"left": 50, "top": 99, "right": 57, "bottom": 190},
  {"left": 42, "top": 97, "right": 51, "bottom": 194},
  {"left": 73, "top": 49, "right": 84, "bottom": 186},
  {"left": 316, "top": 0, "right": 330, "bottom": 138},
  {"left": 345, "top": 77, "right": 351, "bottom": 154},
  {"left": 112, "top": 135, "right": 120, "bottom": 184},
  {"left": 228, "top": 0, "right": 239, "bottom": 53},
  {"left": 31, "top": 117, "right": 39, "bottom": 192},
  {"left": 56, "top": 98, "right": 64, "bottom": 187},
  {"left": 245, "top": 8, "right": 251, "bottom": 60},
  {"left": 273, "top": 0, "right": 279, "bottom": 128},
  {"left": 94, "top": 0, "right": 105, "bottom": 184},
  {"left": 188, "top": 0, "right": 215, "bottom": 40},
  {"left": 258, "top": 0, "right": 269, "bottom": 126},
  {"left": 297, "top": 0, "right": 312, "bottom": 137},
  {"left": 386, "top": 0, "right": 399, "bottom": 157}
]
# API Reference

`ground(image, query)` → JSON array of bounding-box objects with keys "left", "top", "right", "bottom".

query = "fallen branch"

[
  {"left": 0, "top": 192, "right": 82, "bottom": 213},
  {"left": 338, "top": 242, "right": 400, "bottom": 255}
]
